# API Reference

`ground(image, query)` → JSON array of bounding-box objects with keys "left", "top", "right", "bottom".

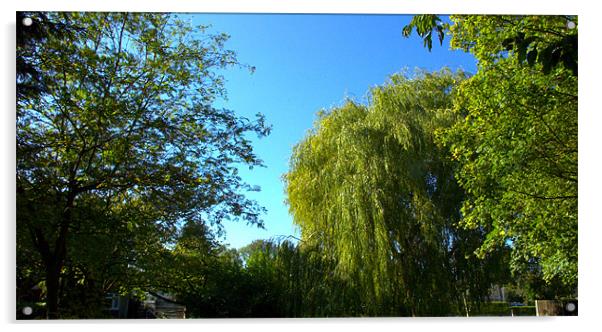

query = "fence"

[{"left": 535, "top": 300, "right": 578, "bottom": 316}]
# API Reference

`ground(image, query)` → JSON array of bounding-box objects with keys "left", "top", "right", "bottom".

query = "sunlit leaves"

[
  {"left": 17, "top": 12, "right": 270, "bottom": 316},
  {"left": 441, "top": 17, "right": 577, "bottom": 291},
  {"left": 404, "top": 15, "right": 578, "bottom": 295},
  {"left": 403, "top": 15, "right": 578, "bottom": 76},
  {"left": 448, "top": 15, "right": 577, "bottom": 75},
  {"left": 285, "top": 70, "right": 500, "bottom": 315}
]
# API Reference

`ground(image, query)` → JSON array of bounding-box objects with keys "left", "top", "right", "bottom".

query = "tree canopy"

[
  {"left": 444, "top": 15, "right": 578, "bottom": 291},
  {"left": 17, "top": 12, "right": 270, "bottom": 318},
  {"left": 404, "top": 15, "right": 578, "bottom": 293},
  {"left": 403, "top": 15, "right": 577, "bottom": 75},
  {"left": 285, "top": 70, "right": 508, "bottom": 316}
]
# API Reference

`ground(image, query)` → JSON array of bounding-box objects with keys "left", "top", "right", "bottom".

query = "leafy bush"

[
  {"left": 471, "top": 302, "right": 511, "bottom": 316},
  {"left": 510, "top": 306, "right": 536, "bottom": 316}
]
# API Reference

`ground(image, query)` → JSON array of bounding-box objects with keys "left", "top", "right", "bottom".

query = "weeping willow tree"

[{"left": 285, "top": 70, "right": 507, "bottom": 316}]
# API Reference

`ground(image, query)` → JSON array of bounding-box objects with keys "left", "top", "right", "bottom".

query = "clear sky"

[{"left": 188, "top": 14, "right": 478, "bottom": 249}]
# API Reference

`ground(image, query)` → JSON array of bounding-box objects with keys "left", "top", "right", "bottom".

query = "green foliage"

[
  {"left": 471, "top": 301, "right": 511, "bottom": 316},
  {"left": 16, "top": 12, "right": 270, "bottom": 318},
  {"left": 178, "top": 238, "right": 338, "bottom": 318},
  {"left": 17, "top": 11, "right": 78, "bottom": 100},
  {"left": 175, "top": 243, "right": 259, "bottom": 318},
  {"left": 285, "top": 69, "right": 507, "bottom": 316},
  {"left": 441, "top": 16, "right": 578, "bottom": 292},
  {"left": 449, "top": 15, "right": 577, "bottom": 75},
  {"left": 404, "top": 15, "right": 578, "bottom": 296},
  {"left": 402, "top": 15, "right": 448, "bottom": 51},
  {"left": 237, "top": 239, "right": 365, "bottom": 317},
  {"left": 404, "top": 15, "right": 578, "bottom": 75},
  {"left": 510, "top": 306, "right": 536, "bottom": 316}
]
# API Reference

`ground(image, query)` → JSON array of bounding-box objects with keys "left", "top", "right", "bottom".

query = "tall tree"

[
  {"left": 285, "top": 70, "right": 505, "bottom": 316},
  {"left": 16, "top": 12, "right": 270, "bottom": 318},
  {"left": 404, "top": 15, "right": 578, "bottom": 295},
  {"left": 445, "top": 16, "right": 577, "bottom": 293}
]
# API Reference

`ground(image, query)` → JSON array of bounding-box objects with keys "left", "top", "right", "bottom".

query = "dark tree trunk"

[
  {"left": 45, "top": 257, "right": 62, "bottom": 319},
  {"left": 40, "top": 190, "right": 74, "bottom": 319}
]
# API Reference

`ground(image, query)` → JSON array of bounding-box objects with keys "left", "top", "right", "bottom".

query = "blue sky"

[{"left": 189, "top": 14, "right": 478, "bottom": 249}]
